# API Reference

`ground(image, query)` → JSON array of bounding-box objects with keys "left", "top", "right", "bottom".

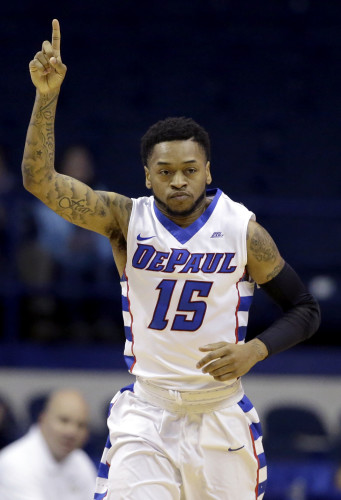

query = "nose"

[
  {"left": 170, "top": 170, "right": 187, "bottom": 189},
  {"left": 62, "top": 422, "right": 80, "bottom": 439}
]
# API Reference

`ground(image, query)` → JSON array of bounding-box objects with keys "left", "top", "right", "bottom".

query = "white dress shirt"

[{"left": 0, "top": 425, "right": 97, "bottom": 500}]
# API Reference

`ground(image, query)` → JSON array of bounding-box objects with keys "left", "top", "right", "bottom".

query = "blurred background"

[{"left": 0, "top": 1, "right": 340, "bottom": 499}]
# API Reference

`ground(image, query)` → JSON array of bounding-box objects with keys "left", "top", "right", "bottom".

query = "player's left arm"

[
  {"left": 246, "top": 219, "right": 321, "bottom": 355},
  {"left": 197, "top": 219, "right": 321, "bottom": 381}
]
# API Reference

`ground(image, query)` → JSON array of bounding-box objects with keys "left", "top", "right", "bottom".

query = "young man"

[{"left": 22, "top": 19, "right": 320, "bottom": 500}]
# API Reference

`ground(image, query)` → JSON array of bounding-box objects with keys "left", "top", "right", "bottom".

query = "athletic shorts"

[{"left": 94, "top": 380, "right": 267, "bottom": 500}]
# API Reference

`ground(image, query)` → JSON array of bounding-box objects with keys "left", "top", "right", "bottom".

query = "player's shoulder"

[
  {"left": 129, "top": 193, "right": 155, "bottom": 217},
  {"left": 97, "top": 191, "right": 133, "bottom": 214},
  {"left": 217, "top": 190, "right": 254, "bottom": 218},
  {"left": 132, "top": 193, "right": 153, "bottom": 205}
]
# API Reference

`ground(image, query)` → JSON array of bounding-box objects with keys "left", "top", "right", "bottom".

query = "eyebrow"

[{"left": 156, "top": 160, "right": 197, "bottom": 165}]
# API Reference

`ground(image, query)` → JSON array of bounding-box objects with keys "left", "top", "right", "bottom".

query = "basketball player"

[{"left": 22, "top": 19, "right": 320, "bottom": 500}]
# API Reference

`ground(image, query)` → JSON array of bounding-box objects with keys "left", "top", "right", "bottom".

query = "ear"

[
  {"left": 205, "top": 161, "right": 212, "bottom": 185},
  {"left": 144, "top": 166, "right": 152, "bottom": 189}
]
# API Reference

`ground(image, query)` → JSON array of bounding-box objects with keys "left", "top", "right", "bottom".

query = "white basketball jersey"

[{"left": 121, "top": 188, "right": 255, "bottom": 391}]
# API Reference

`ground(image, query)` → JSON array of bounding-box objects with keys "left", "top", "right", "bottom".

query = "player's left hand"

[{"left": 196, "top": 339, "right": 267, "bottom": 381}]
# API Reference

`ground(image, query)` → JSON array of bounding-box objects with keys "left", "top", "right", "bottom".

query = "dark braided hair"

[{"left": 140, "top": 117, "right": 210, "bottom": 166}]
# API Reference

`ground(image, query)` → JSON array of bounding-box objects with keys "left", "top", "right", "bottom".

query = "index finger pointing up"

[{"left": 51, "top": 18, "right": 61, "bottom": 56}]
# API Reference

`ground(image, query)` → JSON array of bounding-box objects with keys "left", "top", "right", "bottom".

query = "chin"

[
  {"left": 167, "top": 203, "right": 195, "bottom": 217},
  {"left": 154, "top": 189, "right": 206, "bottom": 218}
]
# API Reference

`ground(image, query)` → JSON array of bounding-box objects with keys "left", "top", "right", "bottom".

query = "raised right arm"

[{"left": 22, "top": 19, "right": 131, "bottom": 240}]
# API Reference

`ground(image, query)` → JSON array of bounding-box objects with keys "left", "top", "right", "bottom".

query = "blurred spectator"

[
  {"left": 0, "top": 394, "right": 21, "bottom": 450},
  {"left": 0, "top": 145, "right": 21, "bottom": 342},
  {"left": 32, "top": 143, "right": 113, "bottom": 287},
  {"left": 333, "top": 428, "right": 341, "bottom": 493},
  {"left": 15, "top": 144, "right": 117, "bottom": 344},
  {"left": 0, "top": 145, "right": 15, "bottom": 195},
  {"left": 0, "top": 388, "right": 97, "bottom": 500},
  {"left": 0, "top": 145, "right": 16, "bottom": 278},
  {"left": 336, "top": 467, "right": 341, "bottom": 491},
  {"left": 26, "top": 393, "right": 49, "bottom": 428}
]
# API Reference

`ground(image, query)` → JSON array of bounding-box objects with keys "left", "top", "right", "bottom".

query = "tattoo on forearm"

[
  {"left": 22, "top": 93, "right": 59, "bottom": 187},
  {"left": 34, "top": 94, "right": 58, "bottom": 167}
]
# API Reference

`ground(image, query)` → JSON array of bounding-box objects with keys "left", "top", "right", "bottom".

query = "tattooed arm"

[
  {"left": 196, "top": 219, "right": 320, "bottom": 381},
  {"left": 246, "top": 219, "right": 319, "bottom": 357},
  {"left": 22, "top": 19, "right": 131, "bottom": 242},
  {"left": 246, "top": 220, "right": 285, "bottom": 284},
  {"left": 196, "top": 220, "right": 282, "bottom": 379}
]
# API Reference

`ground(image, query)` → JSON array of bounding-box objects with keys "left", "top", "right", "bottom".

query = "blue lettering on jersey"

[
  {"left": 146, "top": 251, "right": 169, "bottom": 271},
  {"left": 218, "top": 253, "right": 237, "bottom": 273},
  {"left": 132, "top": 244, "right": 155, "bottom": 269},
  {"left": 180, "top": 253, "right": 205, "bottom": 273},
  {"left": 201, "top": 253, "right": 224, "bottom": 273},
  {"left": 164, "top": 249, "right": 190, "bottom": 273},
  {"left": 132, "top": 243, "right": 237, "bottom": 274}
]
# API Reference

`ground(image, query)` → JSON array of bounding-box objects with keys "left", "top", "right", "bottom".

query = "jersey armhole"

[
  {"left": 243, "top": 212, "right": 256, "bottom": 268},
  {"left": 125, "top": 197, "right": 138, "bottom": 252}
]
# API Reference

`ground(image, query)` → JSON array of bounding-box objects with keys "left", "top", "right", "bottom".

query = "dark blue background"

[{"left": 0, "top": 0, "right": 340, "bottom": 366}]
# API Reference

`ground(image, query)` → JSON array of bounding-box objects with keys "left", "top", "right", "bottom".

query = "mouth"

[
  {"left": 59, "top": 439, "right": 77, "bottom": 451},
  {"left": 169, "top": 192, "right": 190, "bottom": 201}
]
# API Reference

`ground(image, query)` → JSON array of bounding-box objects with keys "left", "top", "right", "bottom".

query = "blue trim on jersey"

[
  {"left": 258, "top": 479, "right": 267, "bottom": 496},
  {"left": 97, "top": 461, "right": 110, "bottom": 479},
  {"left": 238, "top": 395, "right": 266, "bottom": 498},
  {"left": 122, "top": 296, "right": 129, "bottom": 312},
  {"left": 258, "top": 452, "right": 267, "bottom": 469},
  {"left": 124, "top": 355, "right": 135, "bottom": 370},
  {"left": 120, "top": 383, "right": 135, "bottom": 393},
  {"left": 238, "top": 326, "right": 247, "bottom": 341},
  {"left": 107, "top": 404, "right": 114, "bottom": 419},
  {"left": 153, "top": 188, "right": 222, "bottom": 244},
  {"left": 250, "top": 421, "right": 263, "bottom": 440},
  {"left": 238, "top": 394, "right": 254, "bottom": 413},
  {"left": 94, "top": 492, "right": 107, "bottom": 500},
  {"left": 239, "top": 295, "right": 253, "bottom": 312},
  {"left": 124, "top": 326, "right": 132, "bottom": 342}
]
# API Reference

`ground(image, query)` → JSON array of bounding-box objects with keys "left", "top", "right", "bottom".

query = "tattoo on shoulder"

[
  {"left": 112, "top": 195, "right": 132, "bottom": 210},
  {"left": 249, "top": 224, "right": 278, "bottom": 263},
  {"left": 112, "top": 195, "right": 132, "bottom": 221}
]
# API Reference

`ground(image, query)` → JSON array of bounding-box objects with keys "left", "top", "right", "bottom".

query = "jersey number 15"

[{"left": 148, "top": 279, "right": 213, "bottom": 332}]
